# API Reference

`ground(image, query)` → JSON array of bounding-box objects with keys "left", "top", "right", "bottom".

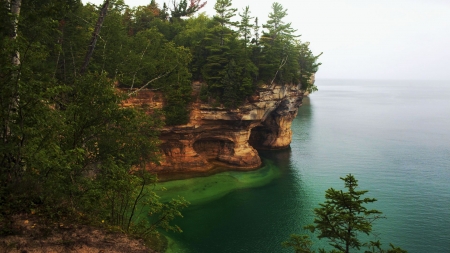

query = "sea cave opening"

[{"left": 249, "top": 120, "right": 279, "bottom": 150}]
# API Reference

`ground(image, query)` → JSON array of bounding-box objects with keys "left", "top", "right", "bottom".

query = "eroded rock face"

[
  {"left": 249, "top": 96, "right": 302, "bottom": 150},
  {"left": 122, "top": 82, "right": 304, "bottom": 174}
]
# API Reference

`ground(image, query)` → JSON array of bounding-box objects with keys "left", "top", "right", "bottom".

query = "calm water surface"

[{"left": 163, "top": 79, "right": 450, "bottom": 253}]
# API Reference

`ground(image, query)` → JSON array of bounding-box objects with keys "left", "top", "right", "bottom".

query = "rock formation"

[{"left": 122, "top": 82, "right": 304, "bottom": 175}]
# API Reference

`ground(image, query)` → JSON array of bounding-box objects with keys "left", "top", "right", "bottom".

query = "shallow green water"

[
  {"left": 161, "top": 148, "right": 323, "bottom": 253},
  {"left": 155, "top": 160, "right": 281, "bottom": 206},
  {"left": 157, "top": 80, "right": 450, "bottom": 253}
]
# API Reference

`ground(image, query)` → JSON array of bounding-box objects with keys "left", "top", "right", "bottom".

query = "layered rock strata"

[{"left": 122, "top": 83, "right": 304, "bottom": 174}]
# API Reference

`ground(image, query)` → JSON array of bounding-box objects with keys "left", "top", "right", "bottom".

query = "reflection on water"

[
  {"left": 155, "top": 80, "right": 450, "bottom": 253},
  {"left": 160, "top": 149, "right": 323, "bottom": 253}
]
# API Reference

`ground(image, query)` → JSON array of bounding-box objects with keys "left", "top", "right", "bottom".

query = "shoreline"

[
  {"left": 154, "top": 159, "right": 281, "bottom": 253},
  {"left": 155, "top": 159, "right": 265, "bottom": 183},
  {"left": 154, "top": 159, "right": 279, "bottom": 205}
]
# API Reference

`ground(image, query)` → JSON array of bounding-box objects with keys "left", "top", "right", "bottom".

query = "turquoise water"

[{"left": 161, "top": 79, "right": 450, "bottom": 253}]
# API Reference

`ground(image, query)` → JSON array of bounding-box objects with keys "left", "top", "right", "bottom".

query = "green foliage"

[
  {"left": 195, "top": 1, "right": 259, "bottom": 108},
  {"left": 258, "top": 2, "right": 299, "bottom": 84},
  {"left": 307, "top": 174, "right": 382, "bottom": 252},
  {"left": 174, "top": 14, "right": 214, "bottom": 80},
  {"left": 1, "top": 0, "right": 323, "bottom": 245},
  {"left": 0, "top": 1, "right": 189, "bottom": 247},
  {"left": 131, "top": 2, "right": 163, "bottom": 34},
  {"left": 283, "top": 175, "right": 406, "bottom": 253},
  {"left": 213, "top": 0, "right": 238, "bottom": 33},
  {"left": 282, "top": 234, "right": 314, "bottom": 253},
  {"left": 96, "top": 163, "right": 189, "bottom": 236},
  {"left": 263, "top": 2, "right": 297, "bottom": 41},
  {"left": 163, "top": 100, "right": 190, "bottom": 126},
  {"left": 238, "top": 6, "right": 254, "bottom": 48},
  {"left": 93, "top": 3, "right": 193, "bottom": 125},
  {"left": 296, "top": 41, "right": 322, "bottom": 93},
  {"left": 365, "top": 241, "right": 408, "bottom": 253},
  {"left": 174, "top": 1, "right": 320, "bottom": 108},
  {"left": 170, "top": 0, "right": 207, "bottom": 20}
]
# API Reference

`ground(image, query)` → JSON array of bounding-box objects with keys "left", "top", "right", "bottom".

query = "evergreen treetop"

[
  {"left": 283, "top": 175, "right": 407, "bottom": 253},
  {"left": 263, "top": 2, "right": 298, "bottom": 41}
]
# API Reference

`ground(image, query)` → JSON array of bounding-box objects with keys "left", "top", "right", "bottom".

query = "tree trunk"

[
  {"left": 79, "top": 0, "right": 109, "bottom": 75},
  {"left": 9, "top": 0, "right": 21, "bottom": 66},
  {"left": 1, "top": 0, "right": 22, "bottom": 183}
]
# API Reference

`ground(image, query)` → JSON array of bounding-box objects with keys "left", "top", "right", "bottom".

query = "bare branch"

[
  {"left": 128, "top": 65, "right": 178, "bottom": 96},
  {"left": 131, "top": 41, "right": 151, "bottom": 90}
]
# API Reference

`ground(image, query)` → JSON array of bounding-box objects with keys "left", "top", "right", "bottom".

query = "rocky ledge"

[{"left": 122, "top": 82, "right": 304, "bottom": 174}]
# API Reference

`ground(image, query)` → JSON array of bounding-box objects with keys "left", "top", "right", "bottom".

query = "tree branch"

[
  {"left": 127, "top": 65, "right": 177, "bottom": 96},
  {"left": 270, "top": 55, "right": 288, "bottom": 86},
  {"left": 130, "top": 41, "right": 151, "bottom": 90},
  {"left": 79, "top": 0, "right": 109, "bottom": 75}
]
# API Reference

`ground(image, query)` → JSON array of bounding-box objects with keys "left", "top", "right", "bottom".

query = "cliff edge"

[{"left": 123, "top": 82, "right": 304, "bottom": 175}]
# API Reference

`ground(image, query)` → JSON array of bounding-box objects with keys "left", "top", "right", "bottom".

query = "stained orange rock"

[{"left": 121, "top": 83, "right": 305, "bottom": 175}]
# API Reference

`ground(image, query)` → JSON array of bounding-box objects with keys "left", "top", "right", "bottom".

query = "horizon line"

[{"left": 315, "top": 77, "right": 450, "bottom": 82}]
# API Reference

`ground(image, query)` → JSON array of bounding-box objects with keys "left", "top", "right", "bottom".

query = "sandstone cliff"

[{"left": 122, "top": 82, "right": 304, "bottom": 175}]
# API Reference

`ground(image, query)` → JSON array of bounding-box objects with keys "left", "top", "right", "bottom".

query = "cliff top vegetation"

[{"left": 0, "top": 0, "right": 320, "bottom": 250}]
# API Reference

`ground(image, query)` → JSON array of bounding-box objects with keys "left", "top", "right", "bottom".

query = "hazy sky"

[{"left": 84, "top": 0, "right": 450, "bottom": 80}]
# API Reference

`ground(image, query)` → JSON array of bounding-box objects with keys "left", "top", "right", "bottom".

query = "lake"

[{"left": 160, "top": 79, "right": 450, "bottom": 253}]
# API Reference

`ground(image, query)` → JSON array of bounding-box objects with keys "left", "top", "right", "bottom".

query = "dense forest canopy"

[
  {"left": 0, "top": 0, "right": 320, "bottom": 248},
  {"left": 94, "top": 0, "right": 320, "bottom": 112}
]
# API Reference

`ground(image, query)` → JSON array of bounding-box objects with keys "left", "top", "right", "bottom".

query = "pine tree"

[
  {"left": 296, "top": 41, "right": 322, "bottom": 93},
  {"left": 262, "top": 2, "right": 297, "bottom": 42},
  {"left": 202, "top": 0, "right": 238, "bottom": 95},
  {"left": 283, "top": 175, "right": 407, "bottom": 253},
  {"left": 212, "top": 0, "right": 237, "bottom": 46},
  {"left": 170, "top": 0, "right": 207, "bottom": 20},
  {"left": 259, "top": 2, "right": 299, "bottom": 84},
  {"left": 253, "top": 17, "right": 260, "bottom": 45},
  {"left": 238, "top": 6, "right": 253, "bottom": 48},
  {"left": 307, "top": 174, "right": 382, "bottom": 253}
]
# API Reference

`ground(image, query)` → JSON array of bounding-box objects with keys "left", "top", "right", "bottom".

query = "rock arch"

[{"left": 249, "top": 98, "right": 300, "bottom": 150}]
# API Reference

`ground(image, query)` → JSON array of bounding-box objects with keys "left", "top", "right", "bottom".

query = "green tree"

[
  {"left": 284, "top": 175, "right": 406, "bottom": 253},
  {"left": 238, "top": 6, "right": 253, "bottom": 48},
  {"left": 169, "top": 0, "right": 207, "bottom": 20},
  {"left": 308, "top": 174, "right": 381, "bottom": 253},
  {"left": 262, "top": 2, "right": 297, "bottom": 41},
  {"left": 0, "top": 2, "right": 189, "bottom": 246},
  {"left": 130, "top": 3, "right": 162, "bottom": 34},
  {"left": 201, "top": 0, "right": 238, "bottom": 97},
  {"left": 174, "top": 13, "right": 213, "bottom": 79},
  {"left": 259, "top": 2, "right": 299, "bottom": 84},
  {"left": 212, "top": 0, "right": 237, "bottom": 46},
  {"left": 295, "top": 41, "right": 322, "bottom": 93},
  {"left": 282, "top": 234, "right": 315, "bottom": 253},
  {"left": 253, "top": 17, "right": 260, "bottom": 45},
  {"left": 95, "top": 11, "right": 193, "bottom": 125}
]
